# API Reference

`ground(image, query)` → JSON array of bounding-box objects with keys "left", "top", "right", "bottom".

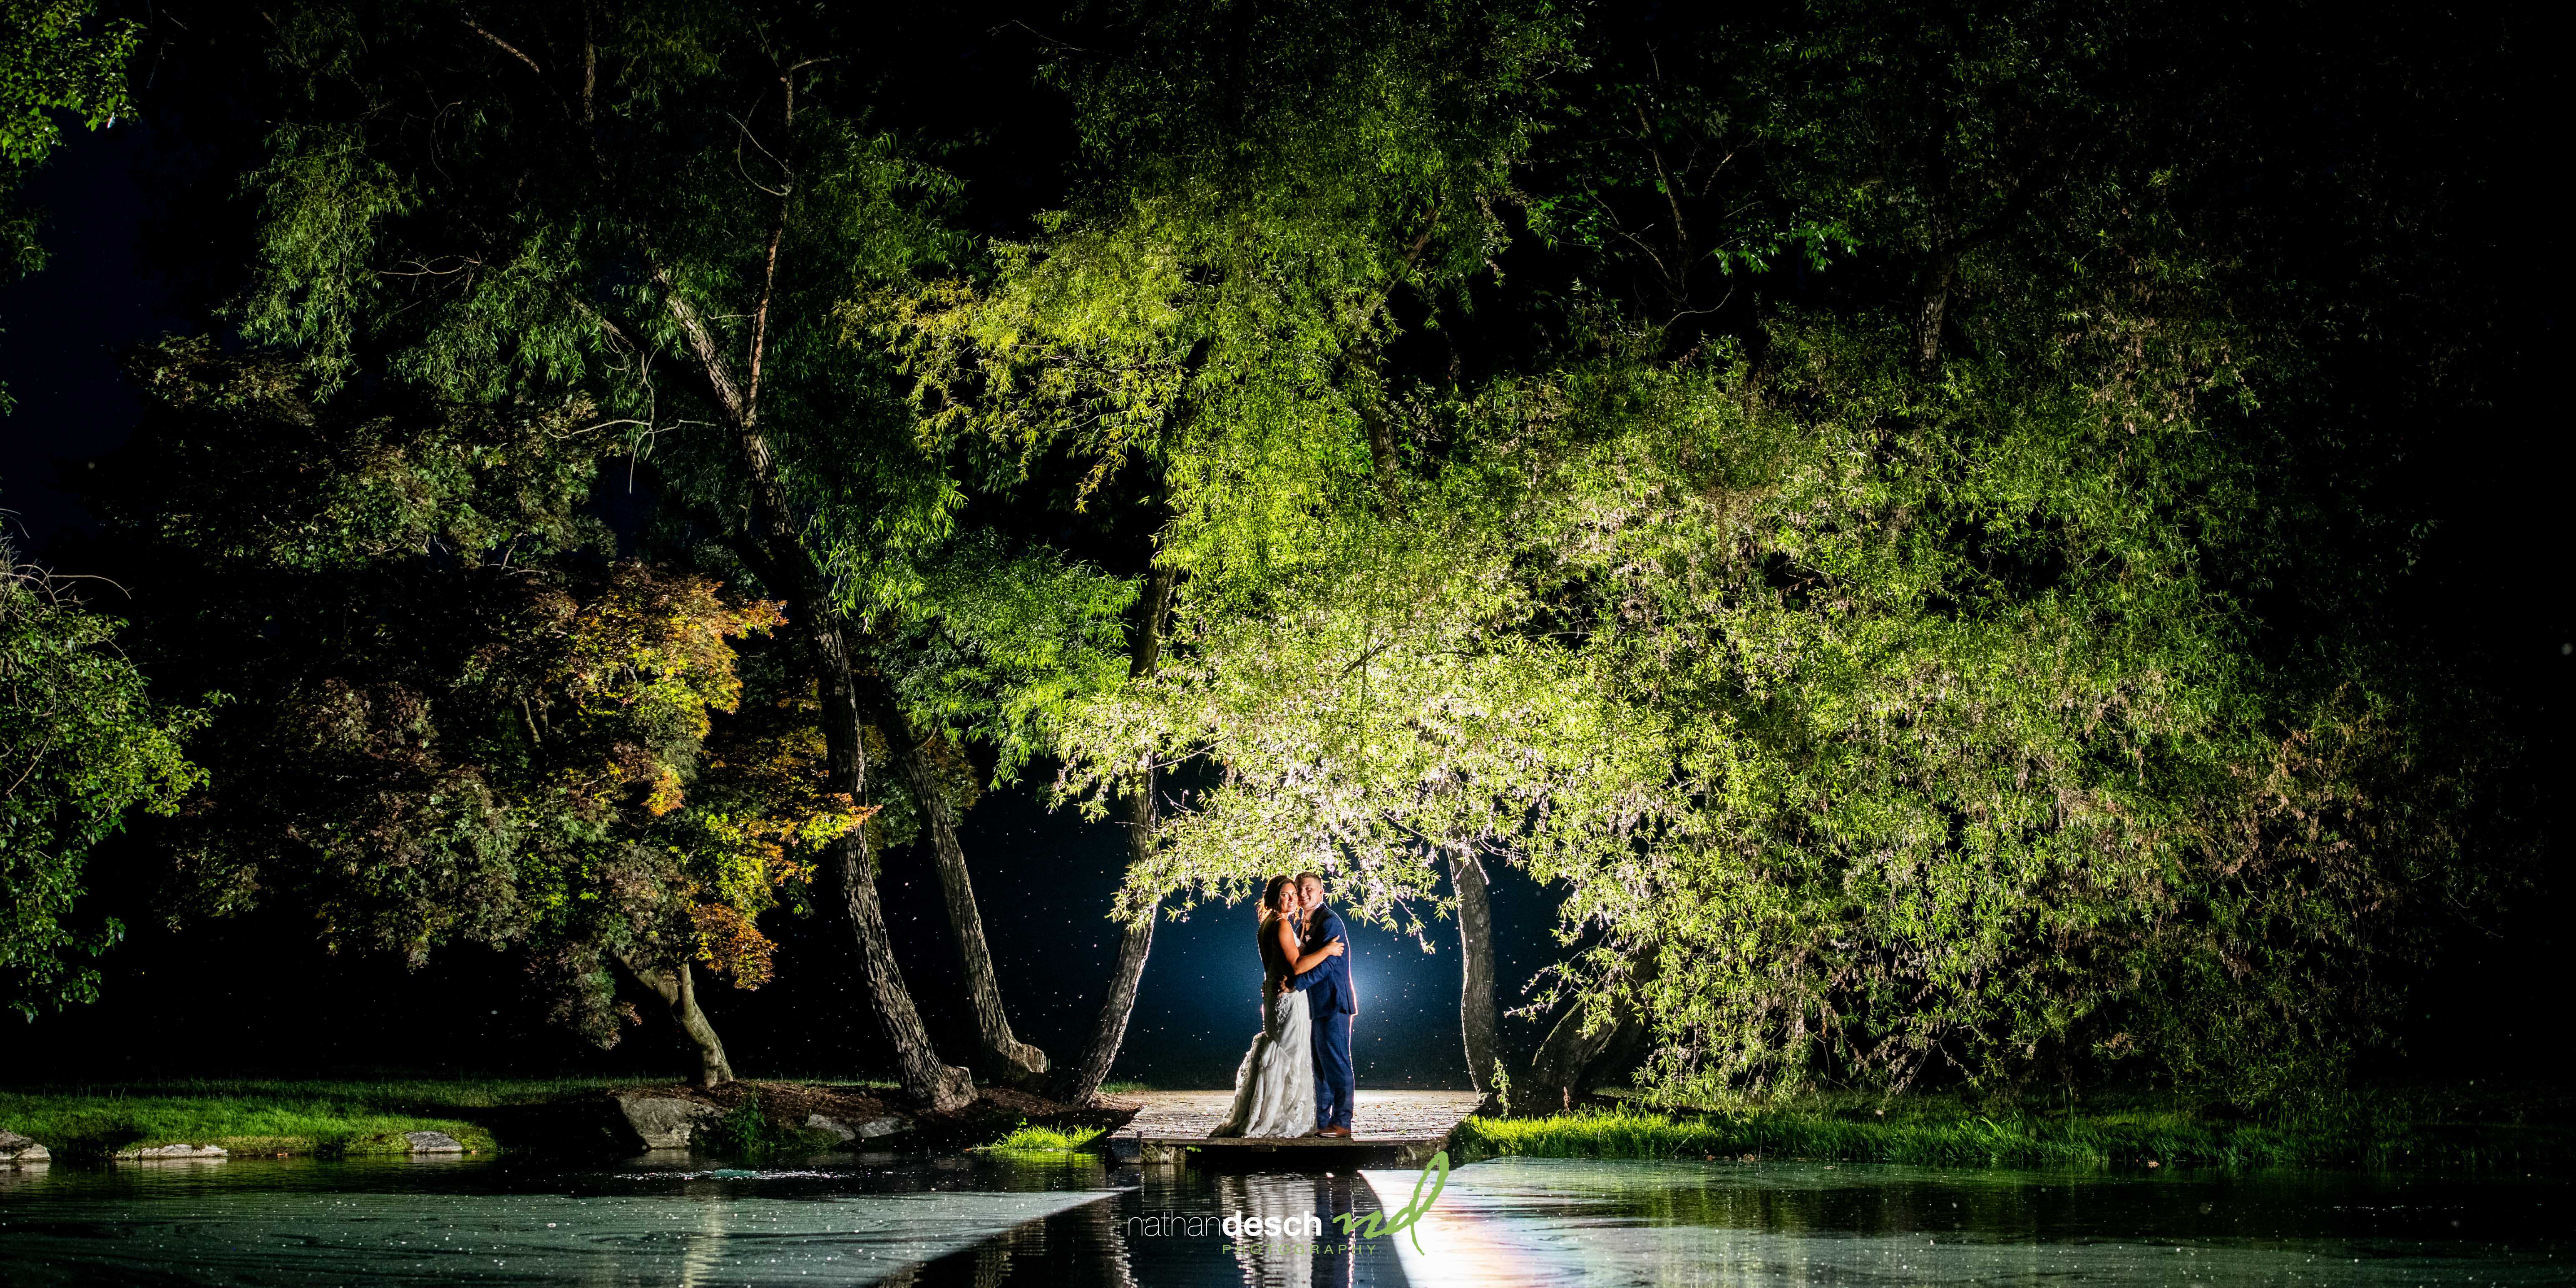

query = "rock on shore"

[
  {"left": 0, "top": 1129, "right": 47, "bottom": 1166},
  {"left": 112, "top": 1143, "right": 227, "bottom": 1161},
  {"left": 805, "top": 1112, "right": 910, "bottom": 1143},
  {"left": 403, "top": 1130, "right": 466, "bottom": 1154},
  {"left": 614, "top": 1094, "right": 723, "bottom": 1149}
]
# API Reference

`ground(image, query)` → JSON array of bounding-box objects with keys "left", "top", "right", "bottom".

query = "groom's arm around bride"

[
  {"left": 1288, "top": 890, "right": 1359, "bottom": 1135},
  {"left": 1287, "top": 903, "right": 1353, "bottom": 1014}
]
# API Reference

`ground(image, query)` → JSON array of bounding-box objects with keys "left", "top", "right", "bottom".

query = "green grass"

[
  {"left": 1453, "top": 1083, "right": 2576, "bottom": 1173},
  {"left": 0, "top": 1076, "right": 746, "bottom": 1159},
  {"left": 980, "top": 1122, "right": 1108, "bottom": 1154},
  {"left": 0, "top": 1076, "right": 1109, "bottom": 1160},
  {"left": 0, "top": 1085, "right": 512, "bottom": 1159},
  {"left": 1098, "top": 1080, "right": 1154, "bottom": 1094}
]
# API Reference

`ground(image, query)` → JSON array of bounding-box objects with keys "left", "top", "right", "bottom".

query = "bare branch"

[{"left": 458, "top": 14, "right": 544, "bottom": 78}]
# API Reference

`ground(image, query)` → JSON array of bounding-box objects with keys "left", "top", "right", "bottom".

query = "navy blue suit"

[{"left": 1289, "top": 905, "right": 1356, "bottom": 1130}]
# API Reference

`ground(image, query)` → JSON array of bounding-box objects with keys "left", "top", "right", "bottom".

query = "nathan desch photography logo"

[{"left": 1122, "top": 1151, "right": 1454, "bottom": 1256}]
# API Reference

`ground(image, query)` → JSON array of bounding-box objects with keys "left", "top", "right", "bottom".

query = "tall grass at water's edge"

[
  {"left": 981, "top": 1123, "right": 1109, "bottom": 1154},
  {"left": 1453, "top": 1087, "right": 2576, "bottom": 1173}
]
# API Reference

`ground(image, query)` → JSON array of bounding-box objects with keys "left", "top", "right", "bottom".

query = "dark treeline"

[{"left": 0, "top": 0, "right": 2558, "bottom": 1110}]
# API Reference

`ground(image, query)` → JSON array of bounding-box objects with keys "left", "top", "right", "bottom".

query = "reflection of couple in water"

[{"left": 1210, "top": 872, "right": 1358, "bottom": 1139}]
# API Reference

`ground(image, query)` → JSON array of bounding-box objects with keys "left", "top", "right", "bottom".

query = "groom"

[{"left": 1287, "top": 871, "right": 1357, "bottom": 1138}]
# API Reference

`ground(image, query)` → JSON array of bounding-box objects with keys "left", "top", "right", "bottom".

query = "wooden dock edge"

[
  {"left": 1115, "top": 1130, "right": 1456, "bottom": 1168},
  {"left": 1104, "top": 1089, "right": 1485, "bottom": 1169}
]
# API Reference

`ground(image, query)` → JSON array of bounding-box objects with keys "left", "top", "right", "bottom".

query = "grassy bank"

[
  {"left": 0, "top": 1076, "right": 900, "bottom": 1159},
  {"left": 0, "top": 1080, "right": 545, "bottom": 1159},
  {"left": 1455, "top": 1083, "right": 2576, "bottom": 1173},
  {"left": 0, "top": 1075, "right": 1095, "bottom": 1160}
]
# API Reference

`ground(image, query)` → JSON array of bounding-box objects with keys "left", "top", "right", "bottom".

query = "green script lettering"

[{"left": 1332, "top": 1151, "right": 1451, "bottom": 1253}]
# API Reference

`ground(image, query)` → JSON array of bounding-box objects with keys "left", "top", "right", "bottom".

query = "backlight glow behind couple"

[{"left": 1209, "top": 872, "right": 1358, "bottom": 1139}]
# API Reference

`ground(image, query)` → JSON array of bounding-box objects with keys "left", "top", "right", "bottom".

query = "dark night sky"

[{"left": 0, "top": 118, "right": 181, "bottom": 550}]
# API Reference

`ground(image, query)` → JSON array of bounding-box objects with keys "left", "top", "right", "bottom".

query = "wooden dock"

[{"left": 1106, "top": 1090, "right": 1485, "bottom": 1168}]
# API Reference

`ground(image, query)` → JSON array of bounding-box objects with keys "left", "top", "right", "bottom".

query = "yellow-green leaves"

[{"left": 0, "top": 0, "right": 136, "bottom": 167}]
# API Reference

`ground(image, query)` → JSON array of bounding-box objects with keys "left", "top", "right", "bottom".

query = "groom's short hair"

[{"left": 1296, "top": 871, "right": 1322, "bottom": 886}]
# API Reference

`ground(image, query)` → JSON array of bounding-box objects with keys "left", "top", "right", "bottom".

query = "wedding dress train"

[{"left": 1209, "top": 980, "right": 1316, "bottom": 1139}]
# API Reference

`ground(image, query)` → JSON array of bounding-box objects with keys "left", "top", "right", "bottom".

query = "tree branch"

[{"left": 459, "top": 14, "right": 544, "bottom": 78}]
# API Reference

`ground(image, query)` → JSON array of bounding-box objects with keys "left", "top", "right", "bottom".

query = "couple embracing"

[{"left": 1210, "top": 871, "right": 1359, "bottom": 1139}]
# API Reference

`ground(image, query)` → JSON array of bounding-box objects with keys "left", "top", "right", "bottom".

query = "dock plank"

[{"left": 1109, "top": 1090, "right": 1484, "bottom": 1166}]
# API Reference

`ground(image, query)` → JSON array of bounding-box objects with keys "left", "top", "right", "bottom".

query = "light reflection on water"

[
  {"left": 1362, "top": 1157, "right": 2573, "bottom": 1287},
  {"left": 0, "top": 1151, "right": 2564, "bottom": 1286}
]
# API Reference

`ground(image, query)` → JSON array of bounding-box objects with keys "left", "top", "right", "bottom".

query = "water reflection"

[
  {"left": 1360, "top": 1157, "right": 2574, "bottom": 1288},
  {"left": 0, "top": 1153, "right": 1130, "bottom": 1286},
  {"left": 1210, "top": 1172, "right": 1374, "bottom": 1288},
  {"left": 0, "top": 1151, "right": 2564, "bottom": 1286}
]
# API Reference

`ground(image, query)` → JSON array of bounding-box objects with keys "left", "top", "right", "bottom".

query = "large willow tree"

[
  {"left": 879, "top": 0, "right": 1575, "bottom": 1101},
  {"left": 893, "top": 0, "right": 2527, "bottom": 1107}
]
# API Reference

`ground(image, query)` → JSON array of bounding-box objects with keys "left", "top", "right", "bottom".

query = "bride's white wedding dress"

[{"left": 1209, "top": 916, "right": 1316, "bottom": 1139}]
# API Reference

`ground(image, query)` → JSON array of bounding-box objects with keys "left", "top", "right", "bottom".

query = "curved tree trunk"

[
  {"left": 1055, "top": 796, "right": 1160, "bottom": 1104},
  {"left": 620, "top": 954, "right": 735, "bottom": 1087},
  {"left": 827, "top": 830, "right": 973, "bottom": 1109},
  {"left": 1526, "top": 994, "right": 1621, "bottom": 1116},
  {"left": 1055, "top": 563, "right": 1180, "bottom": 1104},
  {"left": 1525, "top": 947, "right": 1659, "bottom": 1115},
  {"left": 1449, "top": 850, "right": 1499, "bottom": 1099},
  {"left": 653, "top": 267, "right": 973, "bottom": 1113},
  {"left": 860, "top": 678, "right": 1049, "bottom": 1089}
]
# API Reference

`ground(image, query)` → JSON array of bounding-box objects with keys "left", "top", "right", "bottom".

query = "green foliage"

[
  {"left": 57, "top": 0, "right": 2523, "bottom": 1108},
  {"left": 0, "top": 0, "right": 134, "bottom": 167},
  {"left": 994, "top": 0, "right": 2529, "bottom": 1106},
  {"left": 879, "top": 533, "right": 1137, "bottom": 783},
  {"left": 695, "top": 1087, "right": 810, "bottom": 1156},
  {"left": 115, "top": 336, "right": 611, "bottom": 567},
  {"left": 0, "top": 0, "right": 139, "bottom": 405},
  {"left": 0, "top": 1084, "right": 495, "bottom": 1159},
  {"left": 237, "top": 0, "right": 976, "bottom": 611},
  {"left": 880, "top": 0, "right": 1572, "bottom": 557},
  {"left": 979, "top": 1120, "right": 1108, "bottom": 1154},
  {"left": 90, "top": 341, "right": 816, "bottom": 1045},
  {"left": 1453, "top": 1084, "right": 2576, "bottom": 1173},
  {"left": 0, "top": 550, "right": 204, "bottom": 1018},
  {"left": 228, "top": 0, "right": 1138, "bottom": 838}
]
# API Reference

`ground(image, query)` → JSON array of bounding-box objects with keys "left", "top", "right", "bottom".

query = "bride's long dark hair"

[{"left": 1257, "top": 874, "right": 1292, "bottom": 925}]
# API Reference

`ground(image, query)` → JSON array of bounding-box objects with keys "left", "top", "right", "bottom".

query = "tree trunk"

[
  {"left": 1450, "top": 850, "right": 1499, "bottom": 1096},
  {"left": 1055, "top": 801, "right": 1160, "bottom": 1104},
  {"left": 620, "top": 954, "right": 735, "bottom": 1087},
  {"left": 827, "top": 831, "right": 974, "bottom": 1109},
  {"left": 1054, "top": 563, "right": 1180, "bottom": 1104},
  {"left": 1915, "top": 249, "right": 1957, "bottom": 378},
  {"left": 1526, "top": 995, "right": 1615, "bottom": 1115},
  {"left": 653, "top": 278, "right": 973, "bottom": 1113},
  {"left": 859, "top": 677, "right": 1049, "bottom": 1089},
  {"left": 1525, "top": 947, "right": 1659, "bottom": 1114}
]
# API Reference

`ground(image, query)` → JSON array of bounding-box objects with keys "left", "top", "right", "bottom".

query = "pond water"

[{"left": 0, "top": 1151, "right": 2564, "bottom": 1286}]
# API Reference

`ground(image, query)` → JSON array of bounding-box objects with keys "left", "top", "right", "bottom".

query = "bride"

[{"left": 1210, "top": 875, "right": 1345, "bottom": 1138}]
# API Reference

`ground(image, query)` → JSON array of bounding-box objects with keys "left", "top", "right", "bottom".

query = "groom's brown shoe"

[{"left": 1320, "top": 1125, "right": 1354, "bottom": 1138}]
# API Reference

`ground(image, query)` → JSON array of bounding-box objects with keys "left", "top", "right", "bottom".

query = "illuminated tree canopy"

[{"left": 0, "top": 0, "right": 2535, "bottom": 1107}]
